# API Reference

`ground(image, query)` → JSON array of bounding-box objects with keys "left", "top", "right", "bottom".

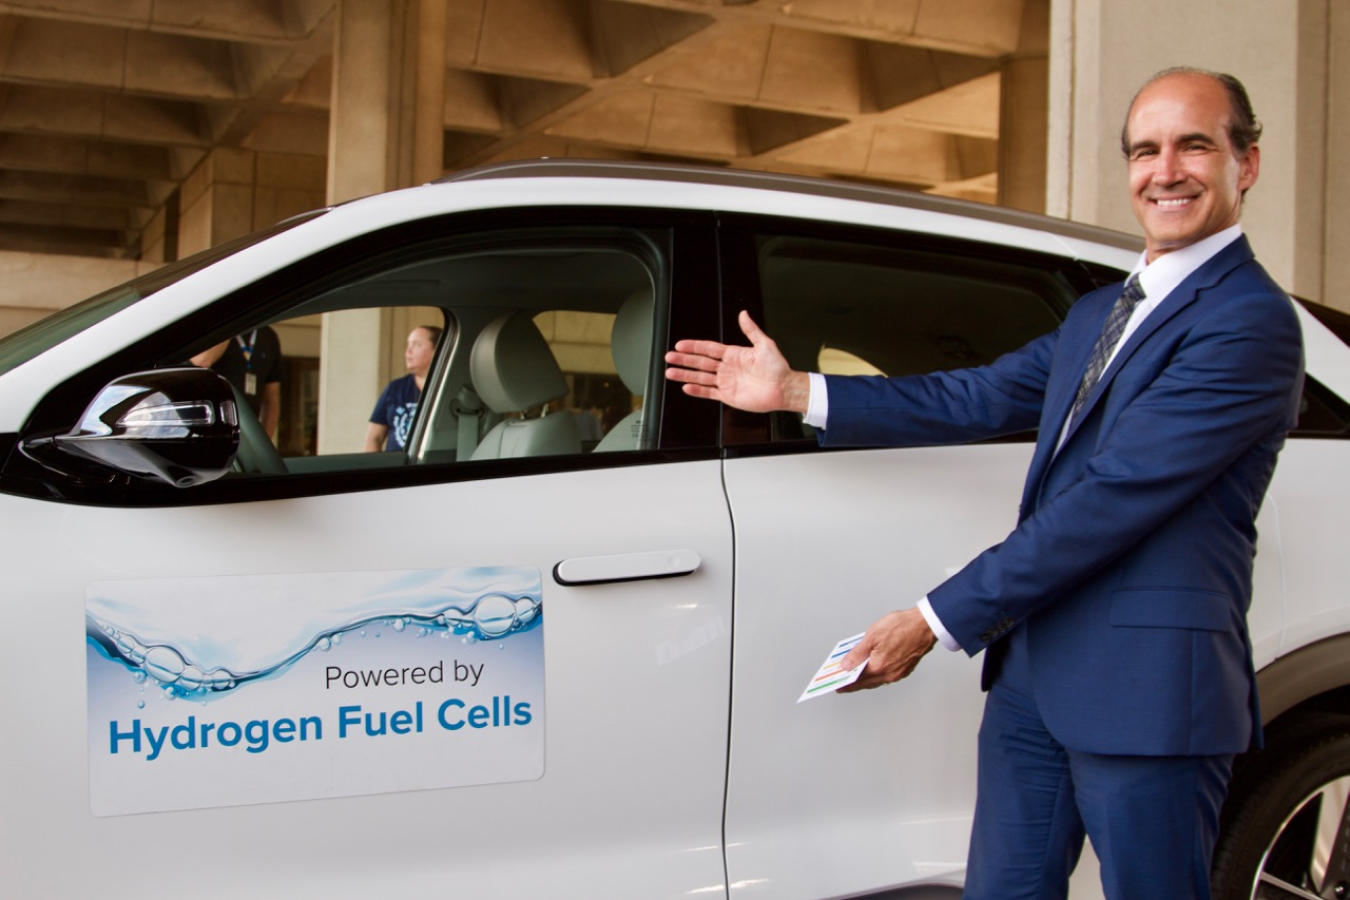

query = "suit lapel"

[{"left": 1022, "top": 235, "right": 1257, "bottom": 513}]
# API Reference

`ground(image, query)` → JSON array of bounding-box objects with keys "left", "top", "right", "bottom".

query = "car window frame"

[
  {"left": 1, "top": 207, "right": 723, "bottom": 508},
  {"left": 714, "top": 212, "right": 1107, "bottom": 454}
]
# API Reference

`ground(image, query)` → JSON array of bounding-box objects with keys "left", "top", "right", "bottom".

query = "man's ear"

[{"left": 1238, "top": 144, "right": 1261, "bottom": 195}]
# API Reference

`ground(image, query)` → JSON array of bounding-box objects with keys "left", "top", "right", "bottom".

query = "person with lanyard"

[
  {"left": 191, "top": 326, "right": 283, "bottom": 441},
  {"left": 365, "top": 325, "right": 443, "bottom": 452},
  {"left": 664, "top": 67, "right": 1303, "bottom": 900}
]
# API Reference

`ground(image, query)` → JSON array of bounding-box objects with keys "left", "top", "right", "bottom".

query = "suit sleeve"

[
  {"left": 929, "top": 289, "right": 1303, "bottom": 655},
  {"left": 820, "top": 328, "right": 1059, "bottom": 447}
]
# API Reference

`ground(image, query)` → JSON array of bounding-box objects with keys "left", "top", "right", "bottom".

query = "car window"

[
  {"left": 177, "top": 226, "right": 665, "bottom": 479},
  {"left": 751, "top": 231, "right": 1076, "bottom": 443},
  {"left": 1292, "top": 299, "right": 1350, "bottom": 438}
]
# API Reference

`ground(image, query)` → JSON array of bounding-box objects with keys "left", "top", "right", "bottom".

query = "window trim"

[
  {"left": 714, "top": 212, "right": 1102, "bottom": 453},
  {"left": 2, "top": 207, "right": 723, "bottom": 508}
]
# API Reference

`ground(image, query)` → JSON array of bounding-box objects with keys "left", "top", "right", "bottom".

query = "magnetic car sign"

[{"left": 85, "top": 566, "right": 544, "bottom": 816}]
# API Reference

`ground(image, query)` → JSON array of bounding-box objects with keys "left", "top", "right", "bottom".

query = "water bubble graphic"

[
  {"left": 144, "top": 646, "right": 186, "bottom": 685},
  {"left": 474, "top": 594, "right": 517, "bottom": 638},
  {"left": 207, "top": 672, "right": 235, "bottom": 691},
  {"left": 177, "top": 665, "right": 205, "bottom": 690},
  {"left": 88, "top": 578, "right": 543, "bottom": 707},
  {"left": 136, "top": 700, "right": 145, "bottom": 709},
  {"left": 442, "top": 609, "right": 472, "bottom": 632}
]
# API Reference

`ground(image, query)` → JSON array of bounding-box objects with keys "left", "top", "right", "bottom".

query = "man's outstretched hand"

[
  {"left": 664, "top": 310, "right": 810, "bottom": 414},
  {"left": 837, "top": 609, "right": 937, "bottom": 692}
]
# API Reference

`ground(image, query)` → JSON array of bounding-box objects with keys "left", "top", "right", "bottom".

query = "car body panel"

[
  {"left": 0, "top": 163, "right": 1344, "bottom": 899},
  {"left": 0, "top": 462, "right": 735, "bottom": 898}
]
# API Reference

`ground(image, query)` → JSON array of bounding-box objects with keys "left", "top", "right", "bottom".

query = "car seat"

[
  {"left": 468, "top": 311, "right": 581, "bottom": 460},
  {"left": 594, "top": 289, "right": 654, "bottom": 452}
]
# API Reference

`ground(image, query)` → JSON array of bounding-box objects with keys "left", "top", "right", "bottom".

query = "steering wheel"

[{"left": 229, "top": 382, "right": 286, "bottom": 475}]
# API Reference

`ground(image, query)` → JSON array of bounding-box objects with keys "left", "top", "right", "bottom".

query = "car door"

[
  {"left": 0, "top": 206, "right": 735, "bottom": 899},
  {"left": 714, "top": 217, "right": 1122, "bottom": 899}
]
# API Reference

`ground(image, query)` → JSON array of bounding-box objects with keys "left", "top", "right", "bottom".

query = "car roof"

[{"left": 436, "top": 158, "right": 1144, "bottom": 255}]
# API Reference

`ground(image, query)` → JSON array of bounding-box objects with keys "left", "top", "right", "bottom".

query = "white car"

[{"left": 1, "top": 161, "right": 1346, "bottom": 900}]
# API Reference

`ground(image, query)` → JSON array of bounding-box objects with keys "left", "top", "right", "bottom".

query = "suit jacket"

[{"left": 821, "top": 236, "right": 1304, "bottom": 756}]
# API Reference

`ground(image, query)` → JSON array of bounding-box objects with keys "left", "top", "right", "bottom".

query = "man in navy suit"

[{"left": 665, "top": 68, "right": 1303, "bottom": 900}]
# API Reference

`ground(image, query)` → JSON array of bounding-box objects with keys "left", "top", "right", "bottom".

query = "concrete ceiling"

[{"left": 0, "top": 0, "right": 1037, "bottom": 259}]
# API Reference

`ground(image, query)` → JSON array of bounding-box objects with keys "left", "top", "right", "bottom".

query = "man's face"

[{"left": 1125, "top": 73, "right": 1260, "bottom": 262}]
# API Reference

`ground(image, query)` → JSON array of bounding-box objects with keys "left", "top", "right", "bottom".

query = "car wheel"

[{"left": 1212, "top": 709, "right": 1350, "bottom": 900}]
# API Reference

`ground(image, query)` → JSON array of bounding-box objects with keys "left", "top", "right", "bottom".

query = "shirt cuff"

[
  {"left": 918, "top": 596, "right": 961, "bottom": 652},
  {"left": 803, "top": 371, "right": 829, "bottom": 429}
]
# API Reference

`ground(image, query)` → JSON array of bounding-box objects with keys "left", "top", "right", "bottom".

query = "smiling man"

[
  {"left": 1125, "top": 70, "right": 1261, "bottom": 260},
  {"left": 665, "top": 68, "right": 1304, "bottom": 900}
]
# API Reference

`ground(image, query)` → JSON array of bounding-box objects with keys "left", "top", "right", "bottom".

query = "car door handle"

[{"left": 552, "top": 549, "right": 702, "bottom": 586}]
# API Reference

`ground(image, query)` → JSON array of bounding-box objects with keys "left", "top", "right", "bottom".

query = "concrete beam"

[
  {"left": 0, "top": 0, "right": 332, "bottom": 42},
  {"left": 0, "top": 84, "right": 211, "bottom": 145},
  {"left": 591, "top": 0, "right": 712, "bottom": 77},
  {"left": 613, "top": 0, "right": 1025, "bottom": 58},
  {"left": 0, "top": 133, "right": 177, "bottom": 180},
  {"left": 468, "top": 0, "right": 594, "bottom": 82},
  {"left": 0, "top": 219, "right": 126, "bottom": 252},
  {"left": 0, "top": 169, "right": 162, "bottom": 208}
]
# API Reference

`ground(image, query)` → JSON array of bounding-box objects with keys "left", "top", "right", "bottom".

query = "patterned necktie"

[{"left": 1068, "top": 274, "right": 1145, "bottom": 425}]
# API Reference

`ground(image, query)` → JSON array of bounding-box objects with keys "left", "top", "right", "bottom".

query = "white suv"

[{"left": 1, "top": 161, "right": 1346, "bottom": 900}]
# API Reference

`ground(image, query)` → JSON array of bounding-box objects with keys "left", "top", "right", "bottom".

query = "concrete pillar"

[
  {"left": 177, "top": 149, "right": 325, "bottom": 257},
  {"left": 1048, "top": 0, "right": 1333, "bottom": 305},
  {"left": 319, "top": 0, "right": 450, "bottom": 454},
  {"left": 413, "top": 0, "right": 449, "bottom": 185},
  {"left": 320, "top": 0, "right": 400, "bottom": 454},
  {"left": 327, "top": 0, "right": 404, "bottom": 205},
  {"left": 998, "top": 0, "right": 1049, "bottom": 214},
  {"left": 179, "top": 149, "right": 260, "bottom": 257},
  {"left": 1324, "top": 2, "right": 1350, "bottom": 313}
]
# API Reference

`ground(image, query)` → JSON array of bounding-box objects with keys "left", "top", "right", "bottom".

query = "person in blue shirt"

[{"left": 364, "top": 325, "right": 443, "bottom": 452}]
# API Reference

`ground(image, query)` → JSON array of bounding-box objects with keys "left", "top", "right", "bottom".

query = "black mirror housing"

[{"left": 47, "top": 368, "right": 241, "bottom": 488}]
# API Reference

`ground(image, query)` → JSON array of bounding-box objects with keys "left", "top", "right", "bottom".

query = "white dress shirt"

[{"left": 802, "top": 225, "right": 1245, "bottom": 651}]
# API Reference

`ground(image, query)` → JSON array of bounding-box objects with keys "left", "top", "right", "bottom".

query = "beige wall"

[
  {"left": 1328, "top": 1, "right": 1350, "bottom": 311},
  {"left": 1049, "top": 0, "right": 1342, "bottom": 307},
  {"left": 0, "top": 251, "right": 158, "bottom": 336}
]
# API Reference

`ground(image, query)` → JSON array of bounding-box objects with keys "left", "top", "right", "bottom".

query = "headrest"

[
  {"left": 611, "top": 289, "right": 654, "bottom": 395},
  {"left": 470, "top": 312, "right": 568, "bottom": 413}
]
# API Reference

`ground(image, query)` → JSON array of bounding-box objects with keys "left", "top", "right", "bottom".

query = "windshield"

[{"left": 0, "top": 210, "right": 328, "bottom": 378}]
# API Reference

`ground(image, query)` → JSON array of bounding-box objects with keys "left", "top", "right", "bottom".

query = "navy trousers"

[{"left": 963, "top": 628, "right": 1234, "bottom": 900}]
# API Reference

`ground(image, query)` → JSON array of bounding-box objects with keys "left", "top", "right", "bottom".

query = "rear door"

[
  {"left": 716, "top": 217, "right": 1106, "bottom": 899},
  {"left": 0, "top": 209, "right": 735, "bottom": 899}
]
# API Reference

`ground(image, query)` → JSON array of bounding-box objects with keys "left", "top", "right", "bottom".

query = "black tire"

[{"left": 1212, "top": 709, "right": 1350, "bottom": 900}]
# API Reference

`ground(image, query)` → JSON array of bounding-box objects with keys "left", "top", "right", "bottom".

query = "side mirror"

[{"left": 30, "top": 368, "right": 241, "bottom": 488}]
